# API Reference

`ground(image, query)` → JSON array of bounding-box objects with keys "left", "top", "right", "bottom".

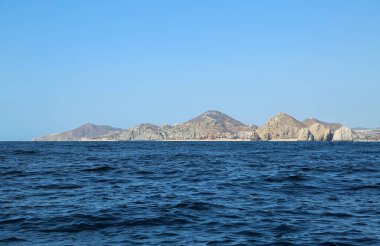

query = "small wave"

[
  {"left": 174, "top": 201, "right": 213, "bottom": 211},
  {"left": 82, "top": 166, "right": 115, "bottom": 172},
  {"left": 12, "top": 150, "right": 39, "bottom": 155},
  {"left": 0, "top": 237, "right": 27, "bottom": 243},
  {"left": 271, "top": 223, "right": 298, "bottom": 233},
  {"left": 35, "top": 184, "right": 82, "bottom": 190},
  {"left": 353, "top": 237, "right": 380, "bottom": 244},
  {"left": 327, "top": 195, "right": 338, "bottom": 201},
  {"left": 319, "top": 243, "right": 333, "bottom": 246},
  {"left": 162, "top": 233, "right": 180, "bottom": 238},
  {"left": 163, "top": 169, "right": 180, "bottom": 175},
  {"left": 207, "top": 239, "right": 235, "bottom": 245},
  {"left": 321, "top": 212, "right": 353, "bottom": 218},
  {"left": 0, "top": 218, "right": 26, "bottom": 224},
  {"left": 122, "top": 216, "right": 191, "bottom": 227},
  {"left": 85, "top": 156, "right": 102, "bottom": 161},
  {"left": 40, "top": 214, "right": 191, "bottom": 233},
  {"left": 41, "top": 222, "right": 112, "bottom": 233},
  {"left": 1, "top": 170, "right": 24, "bottom": 176},
  {"left": 346, "top": 184, "right": 380, "bottom": 191},
  {"left": 265, "top": 175, "right": 307, "bottom": 182},
  {"left": 236, "top": 230, "right": 264, "bottom": 237},
  {"left": 136, "top": 170, "right": 154, "bottom": 175}
]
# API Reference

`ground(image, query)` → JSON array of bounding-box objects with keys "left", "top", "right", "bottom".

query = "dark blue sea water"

[{"left": 1, "top": 142, "right": 380, "bottom": 245}]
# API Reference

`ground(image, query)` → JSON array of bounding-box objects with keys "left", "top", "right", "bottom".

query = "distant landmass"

[{"left": 33, "top": 110, "right": 380, "bottom": 141}]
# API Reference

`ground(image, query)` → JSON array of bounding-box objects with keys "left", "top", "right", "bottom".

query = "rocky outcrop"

[
  {"left": 303, "top": 118, "right": 342, "bottom": 132},
  {"left": 33, "top": 123, "right": 122, "bottom": 141},
  {"left": 117, "top": 124, "right": 166, "bottom": 141},
  {"left": 297, "top": 128, "right": 314, "bottom": 141},
  {"left": 308, "top": 123, "right": 333, "bottom": 141},
  {"left": 332, "top": 127, "right": 353, "bottom": 141},
  {"left": 257, "top": 113, "right": 307, "bottom": 140},
  {"left": 237, "top": 130, "right": 261, "bottom": 140}
]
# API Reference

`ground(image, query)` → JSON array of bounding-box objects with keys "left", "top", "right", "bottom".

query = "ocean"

[{"left": 1, "top": 142, "right": 379, "bottom": 245}]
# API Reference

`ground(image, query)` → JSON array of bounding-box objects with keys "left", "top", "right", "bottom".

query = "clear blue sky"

[{"left": 1, "top": 0, "right": 379, "bottom": 140}]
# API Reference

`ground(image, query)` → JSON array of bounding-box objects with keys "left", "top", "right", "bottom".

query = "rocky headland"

[{"left": 33, "top": 110, "right": 378, "bottom": 142}]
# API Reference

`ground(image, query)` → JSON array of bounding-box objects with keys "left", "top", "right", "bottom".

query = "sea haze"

[{"left": 1, "top": 142, "right": 380, "bottom": 245}]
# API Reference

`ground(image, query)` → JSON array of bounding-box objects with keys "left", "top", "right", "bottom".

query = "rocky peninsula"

[{"left": 33, "top": 110, "right": 379, "bottom": 142}]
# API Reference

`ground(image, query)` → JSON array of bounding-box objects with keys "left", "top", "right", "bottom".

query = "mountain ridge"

[
  {"left": 33, "top": 110, "right": 379, "bottom": 141},
  {"left": 33, "top": 123, "right": 122, "bottom": 141}
]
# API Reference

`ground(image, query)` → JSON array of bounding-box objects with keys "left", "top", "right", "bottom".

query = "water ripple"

[{"left": 0, "top": 141, "right": 379, "bottom": 245}]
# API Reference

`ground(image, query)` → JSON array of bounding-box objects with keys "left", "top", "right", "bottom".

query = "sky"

[{"left": 0, "top": 0, "right": 379, "bottom": 140}]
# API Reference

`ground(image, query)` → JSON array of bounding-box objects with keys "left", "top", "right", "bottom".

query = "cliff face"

[
  {"left": 257, "top": 113, "right": 306, "bottom": 140},
  {"left": 297, "top": 128, "right": 314, "bottom": 141},
  {"left": 332, "top": 127, "right": 353, "bottom": 141},
  {"left": 308, "top": 123, "right": 333, "bottom": 141}
]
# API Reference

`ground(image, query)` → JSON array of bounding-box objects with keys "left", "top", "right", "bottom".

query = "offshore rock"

[
  {"left": 332, "top": 127, "right": 353, "bottom": 141},
  {"left": 257, "top": 113, "right": 307, "bottom": 140},
  {"left": 308, "top": 123, "right": 333, "bottom": 141},
  {"left": 297, "top": 128, "right": 314, "bottom": 141}
]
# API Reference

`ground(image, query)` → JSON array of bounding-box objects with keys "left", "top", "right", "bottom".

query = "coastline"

[{"left": 29, "top": 139, "right": 380, "bottom": 142}]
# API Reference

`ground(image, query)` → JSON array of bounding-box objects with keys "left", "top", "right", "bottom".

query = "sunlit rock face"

[
  {"left": 303, "top": 118, "right": 342, "bottom": 132},
  {"left": 117, "top": 124, "right": 166, "bottom": 141},
  {"left": 237, "top": 130, "right": 261, "bottom": 141},
  {"left": 257, "top": 113, "right": 307, "bottom": 140},
  {"left": 165, "top": 110, "right": 255, "bottom": 140},
  {"left": 332, "top": 127, "right": 354, "bottom": 141},
  {"left": 297, "top": 128, "right": 314, "bottom": 141},
  {"left": 308, "top": 123, "right": 333, "bottom": 141}
]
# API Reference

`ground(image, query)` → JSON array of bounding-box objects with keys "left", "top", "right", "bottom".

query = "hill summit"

[
  {"left": 165, "top": 110, "right": 257, "bottom": 140},
  {"left": 33, "top": 123, "right": 122, "bottom": 141},
  {"left": 257, "top": 113, "right": 306, "bottom": 140}
]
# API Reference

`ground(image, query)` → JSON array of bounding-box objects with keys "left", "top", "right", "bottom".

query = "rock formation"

[
  {"left": 303, "top": 118, "right": 342, "bottom": 132},
  {"left": 308, "top": 123, "right": 333, "bottom": 141},
  {"left": 332, "top": 127, "right": 353, "bottom": 141},
  {"left": 33, "top": 110, "right": 260, "bottom": 141},
  {"left": 165, "top": 110, "right": 257, "bottom": 140},
  {"left": 33, "top": 110, "right": 371, "bottom": 142},
  {"left": 257, "top": 113, "right": 306, "bottom": 140},
  {"left": 236, "top": 130, "right": 261, "bottom": 140},
  {"left": 117, "top": 124, "right": 166, "bottom": 141},
  {"left": 297, "top": 128, "right": 314, "bottom": 141}
]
